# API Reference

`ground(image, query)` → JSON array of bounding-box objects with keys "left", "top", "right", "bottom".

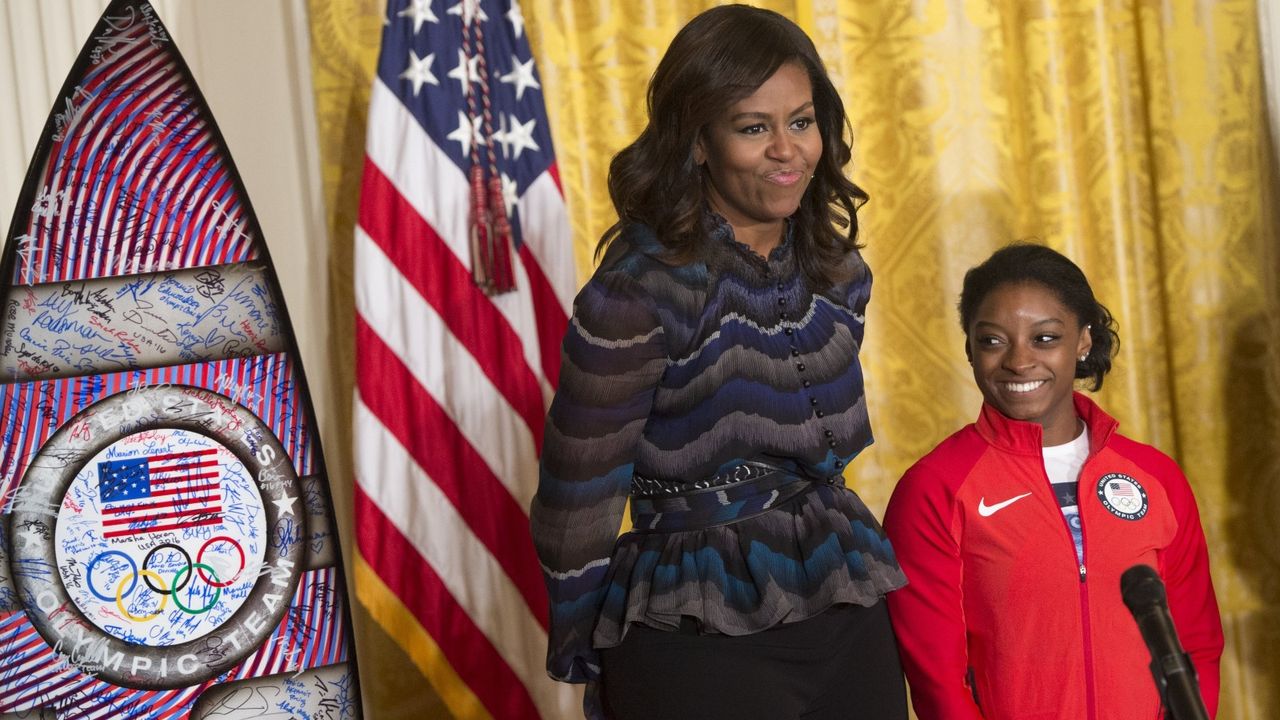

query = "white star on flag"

[
  {"left": 397, "top": 0, "right": 439, "bottom": 33},
  {"left": 448, "top": 49, "right": 482, "bottom": 96},
  {"left": 500, "top": 55, "right": 540, "bottom": 101},
  {"left": 500, "top": 172, "right": 519, "bottom": 218},
  {"left": 506, "top": 0, "right": 526, "bottom": 39},
  {"left": 400, "top": 50, "right": 438, "bottom": 95},
  {"left": 503, "top": 113, "right": 540, "bottom": 159},
  {"left": 446, "top": 110, "right": 485, "bottom": 156}
]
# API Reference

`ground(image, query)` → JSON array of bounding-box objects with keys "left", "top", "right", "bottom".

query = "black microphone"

[{"left": 1120, "top": 564, "right": 1209, "bottom": 720}]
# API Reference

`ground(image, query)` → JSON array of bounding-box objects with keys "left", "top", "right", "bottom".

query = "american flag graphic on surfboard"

[
  {"left": 98, "top": 449, "right": 223, "bottom": 540},
  {"left": 0, "top": 1, "right": 360, "bottom": 717}
]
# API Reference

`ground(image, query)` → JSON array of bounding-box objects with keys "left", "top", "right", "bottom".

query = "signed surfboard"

[{"left": 0, "top": 1, "right": 360, "bottom": 718}]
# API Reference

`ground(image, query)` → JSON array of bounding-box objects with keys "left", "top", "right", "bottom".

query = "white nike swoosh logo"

[{"left": 977, "top": 492, "right": 1033, "bottom": 517}]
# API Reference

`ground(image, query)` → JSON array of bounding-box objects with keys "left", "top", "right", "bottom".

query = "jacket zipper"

[
  {"left": 1078, "top": 551, "right": 1097, "bottom": 720},
  {"left": 1046, "top": 453, "right": 1098, "bottom": 720}
]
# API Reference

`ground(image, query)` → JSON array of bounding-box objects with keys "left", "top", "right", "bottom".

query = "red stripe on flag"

[
  {"left": 102, "top": 494, "right": 219, "bottom": 514},
  {"left": 149, "top": 483, "right": 219, "bottom": 498},
  {"left": 102, "top": 505, "right": 223, "bottom": 526},
  {"left": 104, "top": 516, "right": 222, "bottom": 539},
  {"left": 150, "top": 460, "right": 219, "bottom": 472},
  {"left": 150, "top": 470, "right": 219, "bottom": 484},
  {"left": 147, "top": 449, "right": 218, "bottom": 462},
  {"left": 355, "top": 486, "right": 543, "bottom": 720},
  {"left": 358, "top": 161, "right": 545, "bottom": 447},
  {"left": 355, "top": 316, "right": 549, "bottom": 628},
  {"left": 546, "top": 161, "right": 563, "bottom": 196},
  {"left": 517, "top": 242, "right": 566, "bottom": 391}
]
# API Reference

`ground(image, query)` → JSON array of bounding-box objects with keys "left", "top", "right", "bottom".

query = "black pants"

[{"left": 599, "top": 600, "right": 907, "bottom": 720}]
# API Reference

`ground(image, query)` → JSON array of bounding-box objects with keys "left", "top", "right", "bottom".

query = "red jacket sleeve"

[
  {"left": 1152, "top": 455, "right": 1224, "bottom": 717},
  {"left": 884, "top": 458, "right": 985, "bottom": 720}
]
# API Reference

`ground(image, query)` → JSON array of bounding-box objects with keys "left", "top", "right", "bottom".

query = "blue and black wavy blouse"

[{"left": 530, "top": 215, "right": 906, "bottom": 684}]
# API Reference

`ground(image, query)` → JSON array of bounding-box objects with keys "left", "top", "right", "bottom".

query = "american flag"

[
  {"left": 1108, "top": 481, "right": 1136, "bottom": 497},
  {"left": 97, "top": 448, "right": 222, "bottom": 539},
  {"left": 352, "top": 0, "right": 578, "bottom": 717}
]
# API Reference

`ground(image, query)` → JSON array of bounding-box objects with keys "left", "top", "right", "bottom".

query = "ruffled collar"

[{"left": 703, "top": 211, "right": 795, "bottom": 269}]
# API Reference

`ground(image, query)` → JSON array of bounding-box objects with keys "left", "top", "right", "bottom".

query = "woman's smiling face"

[
  {"left": 694, "top": 61, "right": 821, "bottom": 252},
  {"left": 968, "top": 281, "right": 1092, "bottom": 446}
]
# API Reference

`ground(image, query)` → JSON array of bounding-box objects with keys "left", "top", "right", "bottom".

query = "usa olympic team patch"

[
  {"left": 9, "top": 385, "right": 303, "bottom": 689},
  {"left": 1096, "top": 473, "right": 1148, "bottom": 520}
]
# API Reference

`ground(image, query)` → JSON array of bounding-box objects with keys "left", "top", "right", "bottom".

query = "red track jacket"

[{"left": 884, "top": 393, "right": 1223, "bottom": 720}]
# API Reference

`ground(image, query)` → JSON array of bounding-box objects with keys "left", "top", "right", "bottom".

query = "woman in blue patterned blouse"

[{"left": 530, "top": 5, "right": 908, "bottom": 718}]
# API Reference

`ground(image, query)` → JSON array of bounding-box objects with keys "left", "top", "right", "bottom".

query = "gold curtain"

[{"left": 306, "top": 1, "right": 1280, "bottom": 717}]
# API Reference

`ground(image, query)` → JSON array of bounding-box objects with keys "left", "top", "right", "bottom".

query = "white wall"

[{"left": 1263, "top": 0, "right": 1280, "bottom": 171}]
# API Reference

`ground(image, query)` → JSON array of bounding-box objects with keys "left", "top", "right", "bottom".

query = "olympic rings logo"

[{"left": 85, "top": 536, "right": 247, "bottom": 622}]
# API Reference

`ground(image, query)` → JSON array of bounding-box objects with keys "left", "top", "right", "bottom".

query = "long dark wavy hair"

[
  {"left": 958, "top": 242, "right": 1121, "bottom": 391},
  {"left": 598, "top": 4, "right": 868, "bottom": 288}
]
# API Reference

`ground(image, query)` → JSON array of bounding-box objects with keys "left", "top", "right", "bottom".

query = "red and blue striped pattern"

[
  {"left": 0, "top": 569, "right": 346, "bottom": 718},
  {"left": 0, "top": 352, "right": 313, "bottom": 508},
  {"left": 228, "top": 567, "right": 349, "bottom": 680},
  {"left": 10, "top": 2, "right": 255, "bottom": 286}
]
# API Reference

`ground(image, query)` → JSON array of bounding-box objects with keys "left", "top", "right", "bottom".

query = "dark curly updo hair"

[{"left": 958, "top": 242, "right": 1120, "bottom": 391}]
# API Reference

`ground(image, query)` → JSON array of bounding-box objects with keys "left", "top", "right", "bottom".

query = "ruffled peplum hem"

[{"left": 592, "top": 483, "right": 907, "bottom": 648}]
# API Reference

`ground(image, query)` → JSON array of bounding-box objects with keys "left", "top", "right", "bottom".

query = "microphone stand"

[
  {"left": 1120, "top": 565, "right": 1209, "bottom": 720},
  {"left": 1137, "top": 618, "right": 1208, "bottom": 720}
]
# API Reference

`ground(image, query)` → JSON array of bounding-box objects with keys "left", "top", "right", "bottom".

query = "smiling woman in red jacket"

[{"left": 884, "top": 243, "right": 1224, "bottom": 720}]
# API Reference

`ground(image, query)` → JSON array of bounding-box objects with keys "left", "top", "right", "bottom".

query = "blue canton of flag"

[
  {"left": 98, "top": 458, "right": 151, "bottom": 503},
  {"left": 377, "top": 0, "right": 553, "bottom": 253},
  {"left": 95, "top": 449, "right": 223, "bottom": 539}
]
